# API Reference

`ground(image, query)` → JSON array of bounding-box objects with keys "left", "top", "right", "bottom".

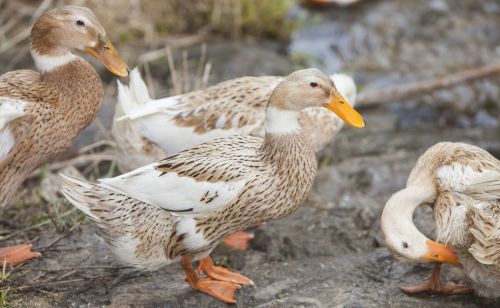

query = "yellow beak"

[
  {"left": 84, "top": 36, "right": 128, "bottom": 77},
  {"left": 324, "top": 88, "right": 365, "bottom": 128},
  {"left": 422, "top": 240, "right": 461, "bottom": 266}
]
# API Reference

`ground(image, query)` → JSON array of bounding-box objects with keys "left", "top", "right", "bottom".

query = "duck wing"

[
  {"left": 114, "top": 69, "right": 279, "bottom": 156},
  {"left": 0, "top": 70, "right": 59, "bottom": 163},
  {"left": 98, "top": 135, "right": 261, "bottom": 215},
  {"left": 436, "top": 162, "right": 500, "bottom": 269}
]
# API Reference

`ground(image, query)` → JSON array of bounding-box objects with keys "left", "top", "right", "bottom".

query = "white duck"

[
  {"left": 381, "top": 142, "right": 500, "bottom": 298},
  {"left": 61, "top": 68, "right": 365, "bottom": 304},
  {"left": 111, "top": 69, "right": 357, "bottom": 172}
]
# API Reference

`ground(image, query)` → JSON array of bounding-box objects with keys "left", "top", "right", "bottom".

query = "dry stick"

[
  {"left": 202, "top": 62, "right": 212, "bottom": 89},
  {"left": 182, "top": 50, "right": 190, "bottom": 93},
  {"left": 0, "top": 209, "right": 78, "bottom": 241},
  {"left": 77, "top": 140, "right": 116, "bottom": 154},
  {"left": 195, "top": 44, "right": 208, "bottom": 90},
  {"left": 2, "top": 275, "right": 116, "bottom": 292},
  {"left": 39, "top": 223, "right": 81, "bottom": 252},
  {"left": 28, "top": 153, "right": 115, "bottom": 179},
  {"left": 165, "top": 47, "right": 181, "bottom": 95},
  {"left": 357, "top": 62, "right": 500, "bottom": 106}
]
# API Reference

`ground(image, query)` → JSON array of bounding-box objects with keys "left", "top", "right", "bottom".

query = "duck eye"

[
  {"left": 310, "top": 82, "right": 318, "bottom": 88},
  {"left": 402, "top": 242, "right": 409, "bottom": 249},
  {"left": 76, "top": 20, "right": 85, "bottom": 27}
]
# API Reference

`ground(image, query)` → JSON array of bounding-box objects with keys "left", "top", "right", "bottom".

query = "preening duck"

[
  {"left": 0, "top": 6, "right": 127, "bottom": 265},
  {"left": 61, "top": 68, "right": 365, "bottom": 304},
  {"left": 112, "top": 68, "right": 357, "bottom": 172},
  {"left": 381, "top": 142, "right": 500, "bottom": 298}
]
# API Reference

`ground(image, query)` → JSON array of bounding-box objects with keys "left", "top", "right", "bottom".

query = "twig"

[
  {"left": 195, "top": 44, "right": 207, "bottom": 90},
  {"left": 202, "top": 62, "right": 212, "bottom": 89},
  {"left": 38, "top": 223, "right": 81, "bottom": 252},
  {"left": 28, "top": 153, "right": 115, "bottom": 179},
  {"left": 166, "top": 47, "right": 181, "bottom": 95},
  {"left": 35, "top": 265, "right": 133, "bottom": 272},
  {"left": 0, "top": 209, "right": 77, "bottom": 241},
  {"left": 357, "top": 62, "right": 500, "bottom": 106},
  {"left": 1, "top": 275, "right": 116, "bottom": 292},
  {"left": 77, "top": 140, "right": 115, "bottom": 154}
]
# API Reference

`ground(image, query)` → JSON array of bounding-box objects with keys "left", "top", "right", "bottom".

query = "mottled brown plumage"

[
  {"left": 112, "top": 70, "right": 357, "bottom": 171},
  {"left": 382, "top": 142, "right": 500, "bottom": 298},
  {"left": 0, "top": 62, "right": 103, "bottom": 208},
  {"left": 0, "top": 6, "right": 127, "bottom": 209},
  {"left": 61, "top": 68, "right": 364, "bottom": 303}
]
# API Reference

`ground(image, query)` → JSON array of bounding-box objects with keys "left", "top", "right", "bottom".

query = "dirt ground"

[
  {"left": 2, "top": 0, "right": 500, "bottom": 307},
  {"left": 2, "top": 105, "right": 500, "bottom": 307}
]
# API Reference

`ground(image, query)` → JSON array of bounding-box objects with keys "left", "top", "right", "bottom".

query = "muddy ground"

[{"left": 2, "top": 0, "right": 500, "bottom": 307}]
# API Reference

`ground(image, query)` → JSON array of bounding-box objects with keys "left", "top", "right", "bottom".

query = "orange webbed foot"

[
  {"left": 193, "top": 278, "right": 241, "bottom": 304},
  {"left": 0, "top": 244, "right": 41, "bottom": 267},
  {"left": 198, "top": 256, "right": 254, "bottom": 286},
  {"left": 400, "top": 264, "right": 473, "bottom": 296},
  {"left": 223, "top": 231, "right": 254, "bottom": 251}
]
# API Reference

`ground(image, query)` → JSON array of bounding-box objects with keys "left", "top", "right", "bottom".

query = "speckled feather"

[
  {"left": 61, "top": 68, "right": 346, "bottom": 271},
  {"left": 112, "top": 70, "right": 354, "bottom": 171},
  {"left": 0, "top": 59, "right": 103, "bottom": 208},
  {"left": 406, "top": 142, "right": 500, "bottom": 297},
  {"left": 61, "top": 132, "right": 316, "bottom": 269}
]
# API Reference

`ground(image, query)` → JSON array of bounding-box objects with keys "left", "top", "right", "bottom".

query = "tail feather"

[
  {"left": 116, "top": 67, "right": 151, "bottom": 117},
  {"left": 59, "top": 173, "right": 177, "bottom": 269},
  {"left": 59, "top": 173, "right": 126, "bottom": 222},
  {"left": 129, "top": 68, "right": 151, "bottom": 104}
]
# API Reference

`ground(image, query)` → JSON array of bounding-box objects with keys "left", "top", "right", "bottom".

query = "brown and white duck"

[
  {"left": 113, "top": 69, "right": 357, "bottom": 250},
  {"left": 0, "top": 6, "right": 127, "bottom": 265},
  {"left": 61, "top": 68, "right": 365, "bottom": 304},
  {"left": 381, "top": 142, "right": 500, "bottom": 298},
  {"left": 112, "top": 69, "right": 357, "bottom": 172}
]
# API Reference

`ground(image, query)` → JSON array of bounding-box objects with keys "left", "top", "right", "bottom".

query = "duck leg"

[
  {"left": 0, "top": 244, "right": 41, "bottom": 267},
  {"left": 198, "top": 256, "right": 254, "bottom": 286},
  {"left": 400, "top": 264, "right": 473, "bottom": 295},
  {"left": 181, "top": 256, "right": 241, "bottom": 304},
  {"left": 223, "top": 231, "right": 254, "bottom": 251}
]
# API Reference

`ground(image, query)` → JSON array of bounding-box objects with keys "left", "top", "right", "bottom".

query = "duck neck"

[
  {"left": 29, "top": 36, "right": 103, "bottom": 128},
  {"left": 261, "top": 106, "right": 314, "bottom": 169},
  {"left": 30, "top": 17, "right": 78, "bottom": 74},
  {"left": 381, "top": 185, "right": 436, "bottom": 240},
  {"left": 264, "top": 106, "right": 300, "bottom": 135},
  {"left": 30, "top": 48, "right": 78, "bottom": 75}
]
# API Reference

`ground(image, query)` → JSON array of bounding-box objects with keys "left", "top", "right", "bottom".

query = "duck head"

[
  {"left": 380, "top": 186, "right": 461, "bottom": 266},
  {"left": 30, "top": 6, "right": 128, "bottom": 77},
  {"left": 267, "top": 68, "right": 365, "bottom": 131}
]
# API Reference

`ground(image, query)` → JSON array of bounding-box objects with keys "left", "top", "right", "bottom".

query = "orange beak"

[
  {"left": 84, "top": 35, "right": 128, "bottom": 77},
  {"left": 324, "top": 87, "right": 365, "bottom": 128},
  {"left": 421, "top": 240, "right": 461, "bottom": 266}
]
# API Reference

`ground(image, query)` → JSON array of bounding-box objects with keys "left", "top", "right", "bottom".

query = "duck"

[
  {"left": 112, "top": 69, "right": 357, "bottom": 172},
  {"left": 60, "top": 68, "right": 365, "bottom": 304},
  {"left": 112, "top": 69, "right": 357, "bottom": 250},
  {"left": 381, "top": 142, "right": 500, "bottom": 298},
  {"left": 0, "top": 6, "right": 127, "bottom": 266}
]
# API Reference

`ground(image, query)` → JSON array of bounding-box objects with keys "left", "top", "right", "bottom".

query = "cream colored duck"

[
  {"left": 0, "top": 6, "right": 127, "bottom": 265},
  {"left": 381, "top": 142, "right": 500, "bottom": 298},
  {"left": 61, "top": 68, "right": 365, "bottom": 304},
  {"left": 112, "top": 69, "right": 357, "bottom": 172}
]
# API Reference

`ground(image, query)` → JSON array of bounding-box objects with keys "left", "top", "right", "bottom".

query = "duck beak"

[
  {"left": 421, "top": 240, "right": 461, "bottom": 266},
  {"left": 84, "top": 35, "right": 128, "bottom": 77},
  {"left": 324, "top": 87, "right": 365, "bottom": 128}
]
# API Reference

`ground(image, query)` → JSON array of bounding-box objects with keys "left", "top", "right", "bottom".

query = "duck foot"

[
  {"left": 223, "top": 231, "right": 254, "bottom": 251},
  {"left": 198, "top": 256, "right": 254, "bottom": 286},
  {"left": 0, "top": 244, "right": 41, "bottom": 267},
  {"left": 182, "top": 256, "right": 242, "bottom": 304},
  {"left": 400, "top": 264, "right": 473, "bottom": 296}
]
